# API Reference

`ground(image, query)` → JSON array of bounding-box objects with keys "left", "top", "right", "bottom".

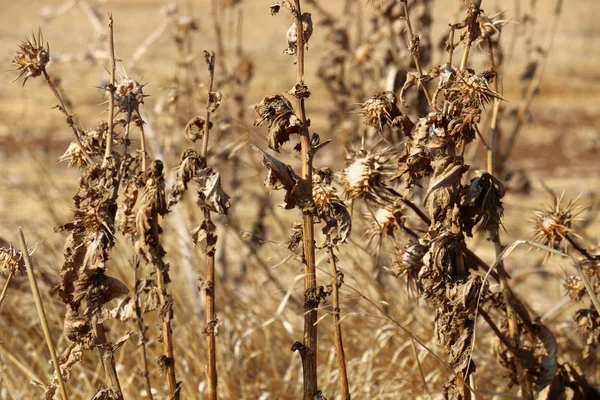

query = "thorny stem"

[
  {"left": 325, "top": 236, "right": 350, "bottom": 399},
  {"left": 0, "top": 270, "right": 15, "bottom": 311},
  {"left": 18, "top": 228, "right": 70, "bottom": 400},
  {"left": 102, "top": 14, "right": 116, "bottom": 169},
  {"left": 486, "top": 36, "right": 534, "bottom": 400},
  {"left": 152, "top": 217, "right": 179, "bottom": 399},
  {"left": 200, "top": 51, "right": 218, "bottom": 400},
  {"left": 41, "top": 69, "right": 95, "bottom": 166},
  {"left": 401, "top": 0, "right": 433, "bottom": 108},
  {"left": 292, "top": 0, "right": 319, "bottom": 397}
]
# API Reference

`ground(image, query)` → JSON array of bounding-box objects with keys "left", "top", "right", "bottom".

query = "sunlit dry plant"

[
  {"left": 12, "top": 29, "right": 50, "bottom": 85},
  {"left": 532, "top": 193, "right": 581, "bottom": 250},
  {"left": 342, "top": 146, "right": 394, "bottom": 201}
]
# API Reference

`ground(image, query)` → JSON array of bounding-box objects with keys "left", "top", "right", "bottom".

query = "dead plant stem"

[
  {"left": 200, "top": 51, "right": 218, "bottom": 400},
  {"left": 292, "top": 0, "right": 319, "bottom": 397},
  {"left": 18, "top": 227, "right": 69, "bottom": 400},
  {"left": 102, "top": 14, "right": 116, "bottom": 168},
  {"left": 0, "top": 270, "right": 15, "bottom": 311},
  {"left": 325, "top": 237, "right": 350, "bottom": 399}
]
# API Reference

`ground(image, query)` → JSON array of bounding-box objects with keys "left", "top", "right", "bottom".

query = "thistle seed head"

[
  {"left": 115, "top": 78, "right": 145, "bottom": 113},
  {"left": 12, "top": 30, "right": 50, "bottom": 86},
  {"left": 532, "top": 193, "right": 581, "bottom": 249}
]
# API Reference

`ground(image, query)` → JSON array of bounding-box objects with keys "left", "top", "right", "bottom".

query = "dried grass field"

[{"left": 1, "top": 0, "right": 600, "bottom": 399}]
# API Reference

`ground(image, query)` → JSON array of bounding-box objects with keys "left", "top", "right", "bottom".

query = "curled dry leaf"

[
  {"left": 185, "top": 116, "right": 212, "bottom": 142},
  {"left": 168, "top": 149, "right": 205, "bottom": 207},
  {"left": 254, "top": 94, "right": 303, "bottom": 152},
  {"left": 284, "top": 13, "right": 313, "bottom": 56},
  {"left": 208, "top": 90, "right": 223, "bottom": 112},
  {"left": 197, "top": 169, "right": 230, "bottom": 215},
  {"left": 313, "top": 183, "right": 352, "bottom": 243}
]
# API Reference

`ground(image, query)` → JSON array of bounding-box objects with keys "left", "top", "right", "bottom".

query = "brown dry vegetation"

[{"left": 1, "top": 1, "right": 600, "bottom": 400}]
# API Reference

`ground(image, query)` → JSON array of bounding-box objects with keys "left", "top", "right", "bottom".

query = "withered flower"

[
  {"left": 254, "top": 94, "right": 303, "bottom": 152},
  {"left": 366, "top": 206, "right": 405, "bottom": 246},
  {"left": 532, "top": 193, "right": 581, "bottom": 249},
  {"left": 357, "top": 91, "right": 402, "bottom": 132},
  {"left": 284, "top": 13, "right": 313, "bottom": 56},
  {"left": 390, "top": 241, "right": 428, "bottom": 291},
  {"left": 114, "top": 78, "right": 146, "bottom": 113},
  {"left": 0, "top": 242, "right": 26, "bottom": 276},
  {"left": 12, "top": 30, "right": 50, "bottom": 86},
  {"left": 342, "top": 147, "right": 393, "bottom": 201},
  {"left": 313, "top": 180, "right": 352, "bottom": 243}
]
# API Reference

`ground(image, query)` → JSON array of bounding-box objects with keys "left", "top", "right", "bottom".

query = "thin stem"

[
  {"left": 0, "top": 270, "right": 15, "bottom": 311},
  {"left": 200, "top": 51, "right": 218, "bottom": 400},
  {"left": 41, "top": 69, "right": 95, "bottom": 166},
  {"left": 102, "top": 14, "right": 116, "bottom": 169},
  {"left": 401, "top": 0, "right": 433, "bottom": 107},
  {"left": 325, "top": 237, "right": 350, "bottom": 399},
  {"left": 152, "top": 217, "right": 179, "bottom": 399},
  {"left": 133, "top": 257, "right": 153, "bottom": 400},
  {"left": 18, "top": 227, "right": 69, "bottom": 400},
  {"left": 94, "top": 322, "right": 124, "bottom": 399},
  {"left": 292, "top": 1, "right": 319, "bottom": 397}
]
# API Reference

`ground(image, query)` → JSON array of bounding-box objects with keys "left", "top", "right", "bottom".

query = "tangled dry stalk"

[{"left": 1, "top": 0, "right": 600, "bottom": 399}]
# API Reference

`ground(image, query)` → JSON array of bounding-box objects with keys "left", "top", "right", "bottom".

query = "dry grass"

[{"left": 1, "top": 1, "right": 600, "bottom": 400}]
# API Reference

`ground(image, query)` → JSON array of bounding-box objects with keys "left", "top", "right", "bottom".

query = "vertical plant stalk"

[
  {"left": 133, "top": 257, "right": 154, "bottom": 400},
  {"left": 18, "top": 227, "right": 69, "bottom": 400},
  {"left": 401, "top": 0, "right": 433, "bottom": 107},
  {"left": 152, "top": 217, "right": 179, "bottom": 399},
  {"left": 486, "top": 38, "right": 534, "bottom": 400},
  {"left": 94, "top": 323, "right": 124, "bottom": 398},
  {"left": 0, "top": 270, "right": 15, "bottom": 310},
  {"left": 325, "top": 236, "right": 350, "bottom": 399},
  {"left": 200, "top": 51, "right": 218, "bottom": 400},
  {"left": 102, "top": 14, "right": 117, "bottom": 169},
  {"left": 292, "top": 1, "right": 319, "bottom": 397}
]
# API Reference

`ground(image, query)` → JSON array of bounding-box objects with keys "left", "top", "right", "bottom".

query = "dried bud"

[
  {"left": 342, "top": 147, "right": 393, "bottom": 200},
  {"left": 532, "top": 194, "right": 580, "bottom": 249},
  {"left": 284, "top": 13, "right": 313, "bottom": 56},
  {"left": 357, "top": 91, "right": 402, "bottom": 132},
  {"left": 114, "top": 78, "right": 145, "bottom": 113},
  {"left": 12, "top": 30, "right": 50, "bottom": 86}
]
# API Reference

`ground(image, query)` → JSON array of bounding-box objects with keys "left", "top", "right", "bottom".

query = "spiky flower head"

[
  {"left": 367, "top": 207, "right": 405, "bottom": 241},
  {"left": 0, "top": 242, "right": 26, "bottom": 276},
  {"left": 532, "top": 193, "right": 581, "bottom": 249},
  {"left": 12, "top": 30, "right": 50, "bottom": 86},
  {"left": 115, "top": 78, "right": 145, "bottom": 113},
  {"left": 388, "top": 240, "right": 428, "bottom": 294},
  {"left": 357, "top": 91, "right": 402, "bottom": 132},
  {"left": 342, "top": 147, "right": 393, "bottom": 201}
]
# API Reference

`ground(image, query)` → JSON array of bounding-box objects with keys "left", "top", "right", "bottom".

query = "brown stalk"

[
  {"left": 41, "top": 69, "right": 94, "bottom": 166},
  {"left": 486, "top": 37, "right": 534, "bottom": 400},
  {"left": 93, "top": 322, "right": 124, "bottom": 398},
  {"left": 152, "top": 216, "right": 179, "bottom": 399},
  {"left": 325, "top": 236, "right": 350, "bottom": 399},
  {"left": 133, "top": 257, "right": 154, "bottom": 400},
  {"left": 18, "top": 227, "right": 69, "bottom": 400},
  {"left": 102, "top": 14, "right": 116, "bottom": 169},
  {"left": 292, "top": 1, "right": 319, "bottom": 397},
  {"left": 401, "top": 0, "right": 433, "bottom": 108},
  {"left": 0, "top": 270, "right": 15, "bottom": 311},
  {"left": 200, "top": 51, "right": 218, "bottom": 400}
]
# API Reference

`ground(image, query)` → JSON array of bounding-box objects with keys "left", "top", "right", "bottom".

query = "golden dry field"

[{"left": 0, "top": 1, "right": 599, "bottom": 399}]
